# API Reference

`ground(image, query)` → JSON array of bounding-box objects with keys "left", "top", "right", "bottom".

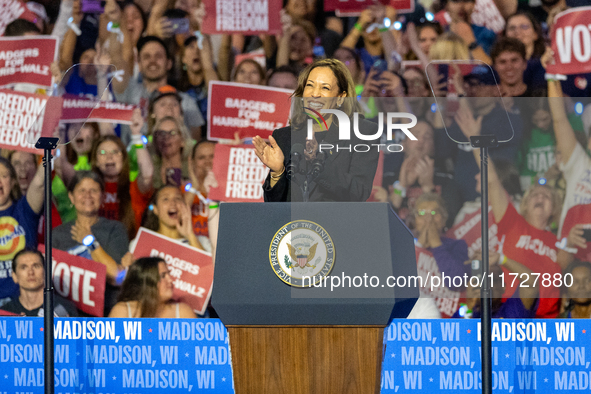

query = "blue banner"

[{"left": 1, "top": 318, "right": 590, "bottom": 393}]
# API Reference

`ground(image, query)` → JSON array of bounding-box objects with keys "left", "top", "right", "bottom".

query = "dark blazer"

[{"left": 263, "top": 118, "right": 380, "bottom": 202}]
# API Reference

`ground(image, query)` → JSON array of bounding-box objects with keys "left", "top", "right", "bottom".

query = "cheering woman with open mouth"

[{"left": 253, "top": 58, "right": 379, "bottom": 202}]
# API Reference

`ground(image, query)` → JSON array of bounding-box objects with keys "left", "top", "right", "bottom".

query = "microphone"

[
  {"left": 310, "top": 151, "right": 326, "bottom": 179},
  {"left": 287, "top": 143, "right": 304, "bottom": 179}
]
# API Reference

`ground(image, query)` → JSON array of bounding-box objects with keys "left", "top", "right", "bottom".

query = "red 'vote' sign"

[
  {"left": 547, "top": 7, "right": 591, "bottom": 75},
  {"left": 45, "top": 247, "right": 107, "bottom": 317}
]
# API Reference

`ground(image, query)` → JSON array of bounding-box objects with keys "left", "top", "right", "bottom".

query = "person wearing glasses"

[
  {"left": 150, "top": 116, "right": 194, "bottom": 189},
  {"left": 52, "top": 171, "right": 130, "bottom": 316},
  {"left": 503, "top": 11, "right": 546, "bottom": 91},
  {"left": 413, "top": 193, "right": 469, "bottom": 290},
  {"left": 90, "top": 110, "right": 154, "bottom": 240}
]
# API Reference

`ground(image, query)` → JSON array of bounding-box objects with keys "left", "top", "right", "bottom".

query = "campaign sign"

[
  {"left": 415, "top": 246, "right": 462, "bottom": 318},
  {"left": 0, "top": 37, "right": 58, "bottom": 88},
  {"left": 445, "top": 206, "right": 500, "bottom": 259},
  {"left": 131, "top": 228, "right": 214, "bottom": 315},
  {"left": 60, "top": 94, "right": 136, "bottom": 124},
  {"left": 325, "top": 0, "right": 414, "bottom": 15},
  {"left": 0, "top": 317, "right": 234, "bottom": 393},
  {"left": 0, "top": 89, "right": 63, "bottom": 153},
  {"left": 208, "top": 144, "right": 268, "bottom": 202},
  {"left": 201, "top": 0, "right": 282, "bottom": 35},
  {"left": 46, "top": 248, "right": 106, "bottom": 317},
  {"left": 207, "top": 81, "right": 292, "bottom": 141},
  {"left": 548, "top": 7, "right": 591, "bottom": 75},
  {"left": 0, "top": 0, "right": 37, "bottom": 36}
]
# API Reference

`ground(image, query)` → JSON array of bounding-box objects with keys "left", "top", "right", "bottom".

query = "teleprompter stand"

[
  {"left": 470, "top": 134, "right": 499, "bottom": 394},
  {"left": 212, "top": 202, "right": 419, "bottom": 393},
  {"left": 36, "top": 137, "right": 59, "bottom": 394}
]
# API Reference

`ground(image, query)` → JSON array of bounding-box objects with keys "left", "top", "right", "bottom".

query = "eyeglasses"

[
  {"left": 416, "top": 209, "right": 440, "bottom": 216},
  {"left": 507, "top": 24, "right": 532, "bottom": 32},
  {"left": 155, "top": 130, "right": 179, "bottom": 138},
  {"left": 98, "top": 149, "right": 122, "bottom": 157}
]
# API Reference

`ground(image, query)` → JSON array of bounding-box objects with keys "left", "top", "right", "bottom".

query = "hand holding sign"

[
  {"left": 253, "top": 135, "right": 284, "bottom": 173},
  {"left": 547, "top": 7, "right": 591, "bottom": 75}
]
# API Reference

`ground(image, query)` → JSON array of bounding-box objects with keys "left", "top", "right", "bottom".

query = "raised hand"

[
  {"left": 129, "top": 108, "right": 144, "bottom": 136},
  {"left": 454, "top": 100, "right": 482, "bottom": 138},
  {"left": 415, "top": 156, "right": 435, "bottom": 191},
  {"left": 253, "top": 135, "right": 284, "bottom": 173}
]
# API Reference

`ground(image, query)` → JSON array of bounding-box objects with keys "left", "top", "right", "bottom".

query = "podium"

[{"left": 212, "top": 203, "right": 418, "bottom": 393}]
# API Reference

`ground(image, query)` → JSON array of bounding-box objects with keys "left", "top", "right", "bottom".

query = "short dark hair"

[
  {"left": 67, "top": 170, "right": 105, "bottom": 194},
  {"left": 267, "top": 65, "right": 299, "bottom": 83},
  {"left": 12, "top": 249, "right": 44, "bottom": 273},
  {"left": 491, "top": 37, "right": 526, "bottom": 64},
  {"left": 4, "top": 19, "right": 40, "bottom": 36},
  {"left": 137, "top": 35, "right": 170, "bottom": 59}
]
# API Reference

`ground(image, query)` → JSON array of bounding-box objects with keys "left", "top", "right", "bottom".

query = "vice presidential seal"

[{"left": 269, "top": 220, "right": 335, "bottom": 287}]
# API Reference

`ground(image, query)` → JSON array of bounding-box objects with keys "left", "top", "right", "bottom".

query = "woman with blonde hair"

[
  {"left": 150, "top": 116, "right": 194, "bottom": 188},
  {"left": 428, "top": 32, "right": 471, "bottom": 61}
]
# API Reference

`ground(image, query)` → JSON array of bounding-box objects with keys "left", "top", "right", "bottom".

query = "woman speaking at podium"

[{"left": 253, "top": 59, "right": 379, "bottom": 202}]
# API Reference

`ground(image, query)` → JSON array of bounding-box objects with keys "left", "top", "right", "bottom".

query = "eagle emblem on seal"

[{"left": 287, "top": 243, "right": 318, "bottom": 268}]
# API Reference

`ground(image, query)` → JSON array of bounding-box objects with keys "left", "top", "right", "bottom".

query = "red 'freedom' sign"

[
  {"left": 325, "top": 0, "right": 414, "bottom": 15},
  {"left": 208, "top": 144, "right": 268, "bottom": 202},
  {"left": 131, "top": 228, "right": 214, "bottom": 315},
  {"left": 0, "top": 89, "right": 63, "bottom": 153},
  {"left": 0, "top": 37, "right": 58, "bottom": 88},
  {"left": 44, "top": 247, "right": 107, "bottom": 317},
  {"left": 207, "top": 81, "right": 292, "bottom": 141},
  {"left": 201, "top": 0, "right": 282, "bottom": 35},
  {"left": 547, "top": 7, "right": 591, "bottom": 75},
  {"left": 60, "top": 94, "right": 136, "bottom": 124}
]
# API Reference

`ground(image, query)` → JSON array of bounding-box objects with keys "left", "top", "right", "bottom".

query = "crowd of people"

[{"left": 0, "top": 0, "right": 591, "bottom": 321}]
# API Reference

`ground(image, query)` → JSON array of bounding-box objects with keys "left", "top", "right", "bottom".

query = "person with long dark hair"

[
  {"left": 109, "top": 257, "right": 196, "bottom": 318},
  {"left": 90, "top": 112, "right": 154, "bottom": 239},
  {"left": 253, "top": 58, "right": 379, "bottom": 202},
  {"left": 138, "top": 185, "right": 204, "bottom": 250}
]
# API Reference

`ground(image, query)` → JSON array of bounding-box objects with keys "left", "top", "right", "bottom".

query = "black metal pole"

[
  {"left": 36, "top": 137, "right": 59, "bottom": 394},
  {"left": 480, "top": 145, "right": 492, "bottom": 394},
  {"left": 470, "top": 135, "right": 498, "bottom": 394}
]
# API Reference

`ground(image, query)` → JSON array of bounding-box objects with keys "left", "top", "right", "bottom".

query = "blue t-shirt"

[
  {"left": 471, "top": 25, "right": 496, "bottom": 55},
  {"left": 64, "top": 71, "right": 98, "bottom": 98},
  {"left": 358, "top": 47, "right": 383, "bottom": 77},
  {"left": 0, "top": 197, "right": 41, "bottom": 299}
]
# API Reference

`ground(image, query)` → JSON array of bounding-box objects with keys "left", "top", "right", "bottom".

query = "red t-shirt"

[
  {"left": 497, "top": 203, "right": 561, "bottom": 318},
  {"left": 100, "top": 181, "right": 153, "bottom": 230},
  {"left": 189, "top": 192, "right": 208, "bottom": 237},
  {"left": 561, "top": 204, "right": 591, "bottom": 262}
]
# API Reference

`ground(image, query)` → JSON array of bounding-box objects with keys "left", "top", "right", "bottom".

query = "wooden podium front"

[
  {"left": 212, "top": 203, "right": 418, "bottom": 393},
  {"left": 227, "top": 325, "right": 384, "bottom": 394}
]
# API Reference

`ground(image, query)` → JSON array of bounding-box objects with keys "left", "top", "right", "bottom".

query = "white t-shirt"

[{"left": 559, "top": 143, "right": 591, "bottom": 235}]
